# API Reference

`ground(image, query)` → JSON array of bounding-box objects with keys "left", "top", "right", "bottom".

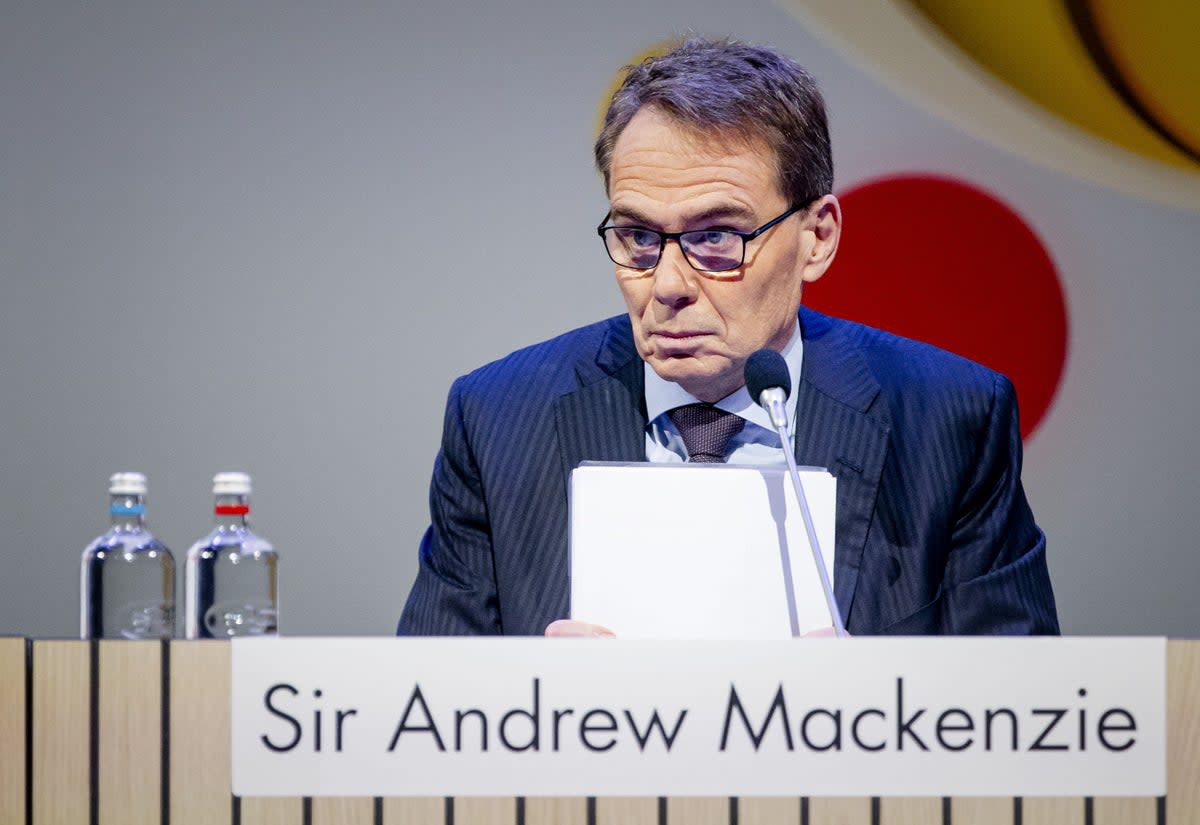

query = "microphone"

[
  {"left": 745, "top": 349, "right": 791, "bottom": 430},
  {"left": 744, "top": 349, "right": 847, "bottom": 638}
]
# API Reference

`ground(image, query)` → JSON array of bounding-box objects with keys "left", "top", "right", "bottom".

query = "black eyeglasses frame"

[{"left": 596, "top": 205, "right": 804, "bottom": 273}]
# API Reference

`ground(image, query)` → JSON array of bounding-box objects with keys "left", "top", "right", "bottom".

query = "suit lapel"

[
  {"left": 794, "top": 308, "right": 891, "bottom": 627},
  {"left": 553, "top": 318, "right": 647, "bottom": 480}
]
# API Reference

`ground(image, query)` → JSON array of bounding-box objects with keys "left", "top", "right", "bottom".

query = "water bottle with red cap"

[{"left": 184, "top": 472, "right": 279, "bottom": 638}]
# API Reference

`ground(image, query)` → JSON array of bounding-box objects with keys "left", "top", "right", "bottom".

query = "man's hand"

[{"left": 545, "top": 619, "right": 616, "bottom": 637}]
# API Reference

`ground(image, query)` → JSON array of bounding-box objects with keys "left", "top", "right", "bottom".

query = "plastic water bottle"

[
  {"left": 184, "top": 472, "right": 279, "bottom": 638},
  {"left": 79, "top": 472, "right": 176, "bottom": 639}
]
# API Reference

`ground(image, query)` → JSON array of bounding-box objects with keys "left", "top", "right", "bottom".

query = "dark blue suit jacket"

[{"left": 398, "top": 308, "right": 1059, "bottom": 636}]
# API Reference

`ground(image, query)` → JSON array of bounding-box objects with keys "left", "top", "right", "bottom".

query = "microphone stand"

[{"left": 759, "top": 387, "right": 848, "bottom": 638}]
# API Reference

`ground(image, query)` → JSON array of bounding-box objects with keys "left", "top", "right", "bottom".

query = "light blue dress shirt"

[{"left": 644, "top": 322, "right": 803, "bottom": 464}]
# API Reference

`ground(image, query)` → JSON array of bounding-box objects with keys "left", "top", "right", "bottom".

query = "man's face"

[{"left": 607, "top": 107, "right": 838, "bottom": 403}]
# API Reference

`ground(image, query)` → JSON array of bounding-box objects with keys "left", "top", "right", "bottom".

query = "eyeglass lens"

[{"left": 603, "top": 227, "right": 743, "bottom": 272}]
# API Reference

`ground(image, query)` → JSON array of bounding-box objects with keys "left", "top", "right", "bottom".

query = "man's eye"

[
  {"left": 687, "top": 230, "right": 736, "bottom": 249},
  {"left": 619, "top": 228, "right": 660, "bottom": 248}
]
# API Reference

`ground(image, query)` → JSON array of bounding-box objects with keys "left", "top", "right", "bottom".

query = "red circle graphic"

[{"left": 805, "top": 175, "right": 1068, "bottom": 440}]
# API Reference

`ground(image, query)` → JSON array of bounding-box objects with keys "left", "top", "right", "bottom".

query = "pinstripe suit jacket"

[{"left": 398, "top": 307, "right": 1059, "bottom": 636}]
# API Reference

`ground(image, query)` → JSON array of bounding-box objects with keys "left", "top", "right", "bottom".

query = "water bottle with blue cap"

[{"left": 79, "top": 472, "right": 176, "bottom": 639}]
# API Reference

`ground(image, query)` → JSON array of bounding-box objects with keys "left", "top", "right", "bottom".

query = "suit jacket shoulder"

[
  {"left": 801, "top": 307, "right": 1002, "bottom": 410},
  {"left": 800, "top": 308, "right": 1011, "bottom": 477},
  {"left": 452, "top": 315, "right": 635, "bottom": 416}
]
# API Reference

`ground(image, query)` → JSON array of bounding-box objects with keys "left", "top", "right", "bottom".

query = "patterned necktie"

[{"left": 668, "top": 403, "right": 746, "bottom": 464}]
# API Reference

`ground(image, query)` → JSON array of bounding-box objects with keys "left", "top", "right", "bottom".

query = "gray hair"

[{"left": 594, "top": 38, "right": 833, "bottom": 207}]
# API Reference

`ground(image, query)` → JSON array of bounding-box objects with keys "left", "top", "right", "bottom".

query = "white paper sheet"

[{"left": 569, "top": 462, "right": 836, "bottom": 639}]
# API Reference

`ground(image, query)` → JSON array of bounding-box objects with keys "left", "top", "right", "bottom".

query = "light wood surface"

[
  {"left": 808, "top": 796, "right": 872, "bottom": 825},
  {"left": 1092, "top": 796, "right": 1157, "bottom": 825},
  {"left": 241, "top": 796, "right": 304, "bottom": 825},
  {"left": 98, "top": 640, "right": 161, "bottom": 825},
  {"left": 1169, "top": 639, "right": 1200, "bottom": 824},
  {"left": 1022, "top": 797, "right": 1083, "bottom": 825},
  {"left": 312, "top": 796, "right": 375, "bottom": 825},
  {"left": 740, "top": 797, "right": 801, "bottom": 825},
  {"left": 594, "top": 796, "right": 659, "bottom": 825},
  {"left": 171, "top": 640, "right": 233, "bottom": 825},
  {"left": 32, "top": 640, "right": 89, "bottom": 825},
  {"left": 667, "top": 796, "right": 728, "bottom": 824},
  {"left": 383, "top": 796, "right": 445, "bottom": 824},
  {"left": 950, "top": 797, "right": 1011, "bottom": 825},
  {"left": 0, "top": 638, "right": 26, "bottom": 825},
  {"left": 880, "top": 797, "right": 942, "bottom": 825},
  {"left": 453, "top": 796, "right": 516, "bottom": 825},
  {"left": 524, "top": 797, "right": 588, "bottom": 825}
]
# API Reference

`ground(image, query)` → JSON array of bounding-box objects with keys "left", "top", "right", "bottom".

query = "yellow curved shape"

[
  {"left": 1088, "top": 0, "right": 1200, "bottom": 157},
  {"left": 908, "top": 0, "right": 1197, "bottom": 169},
  {"left": 595, "top": 41, "right": 676, "bottom": 137},
  {"left": 778, "top": 0, "right": 1200, "bottom": 210}
]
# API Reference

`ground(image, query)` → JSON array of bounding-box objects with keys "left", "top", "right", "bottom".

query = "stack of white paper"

[{"left": 569, "top": 462, "right": 836, "bottom": 639}]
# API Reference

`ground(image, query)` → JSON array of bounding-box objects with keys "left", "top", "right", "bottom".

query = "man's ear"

[{"left": 800, "top": 194, "right": 842, "bottom": 284}]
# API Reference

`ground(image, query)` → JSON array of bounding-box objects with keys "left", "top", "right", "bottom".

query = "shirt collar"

[{"left": 643, "top": 320, "right": 804, "bottom": 432}]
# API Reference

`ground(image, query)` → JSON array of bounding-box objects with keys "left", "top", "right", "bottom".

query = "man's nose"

[{"left": 651, "top": 240, "right": 699, "bottom": 309}]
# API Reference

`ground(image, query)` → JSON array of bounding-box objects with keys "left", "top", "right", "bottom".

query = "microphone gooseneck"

[{"left": 744, "top": 348, "right": 847, "bottom": 638}]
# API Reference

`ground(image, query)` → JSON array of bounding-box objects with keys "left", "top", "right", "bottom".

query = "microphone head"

[{"left": 744, "top": 348, "right": 791, "bottom": 403}]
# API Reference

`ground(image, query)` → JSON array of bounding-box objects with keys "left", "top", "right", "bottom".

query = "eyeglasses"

[{"left": 597, "top": 206, "right": 800, "bottom": 273}]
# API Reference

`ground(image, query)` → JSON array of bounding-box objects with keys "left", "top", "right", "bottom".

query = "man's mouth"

[{"left": 651, "top": 330, "right": 710, "bottom": 339}]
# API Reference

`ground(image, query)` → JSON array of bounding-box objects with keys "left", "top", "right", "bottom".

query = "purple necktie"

[{"left": 668, "top": 403, "right": 746, "bottom": 464}]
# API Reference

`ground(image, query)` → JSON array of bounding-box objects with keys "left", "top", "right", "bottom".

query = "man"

[{"left": 398, "top": 38, "right": 1059, "bottom": 637}]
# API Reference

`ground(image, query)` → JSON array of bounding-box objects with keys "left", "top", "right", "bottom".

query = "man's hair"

[{"left": 594, "top": 37, "right": 833, "bottom": 207}]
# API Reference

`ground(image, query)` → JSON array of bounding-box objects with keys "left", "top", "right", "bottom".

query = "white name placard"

[{"left": 231, "top": 637, "right": 1165, "bottom": 797}]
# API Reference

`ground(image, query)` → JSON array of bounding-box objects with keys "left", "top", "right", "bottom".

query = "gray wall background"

[{"left": 2, "top": 1, "right": 1197, "bottom": 638}]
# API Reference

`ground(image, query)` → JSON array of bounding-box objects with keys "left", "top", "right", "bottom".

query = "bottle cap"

[
  {"left": 109, "top": 472, "right": 148, "bottom": 496},
  {"left": 213, "top": 472, "right": 252, "bottom": 496}
]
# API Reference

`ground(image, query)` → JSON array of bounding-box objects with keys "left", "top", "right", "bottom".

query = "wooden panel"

[
  {"left": 242, "top": 796, "right": 303, "bottom": 824},
  {"left": 0, "top": 639, "right": 26, "bottom": 825},
  {"left": 880, "top": 797, "right": 942, "bottom": 825},
  {"left": 171, "top": 640, "right": 232, "bottom": 825},
  {"left": 808, "top": 797, "right": 871, "bottom": 825},
  {"left": 1092, "top": 797, "right": 1156, "bottom": 825},
  {"left": 595, "top": 796, "right": 658, "bottom": 825},
  {"left": 740, "top": 797, "right": 800, "bottom": 825},
  {"left": 525, "top": 797, "right": 587, "bottom": 825},
  {"left": 10, "top": 639, "right": 1198, "bottom": 824},
  {"left": 1022, "top": 797, "right": 1083, "bottom": 825},
  {"left": 313, "top": 796, "right": 375, "bottom": 825},
  {"left": 382, "top": 796, "right": 445, "bottom": 824},
  {"left": 32, "top": 640, "right": 89, "bottom": 825},
  {"left": 951, "top": 797, "right": 1011, "bottom": 825},
  {"left": 98, "top": 640, "right": 161, "bottom": 825},
  {"left": 667, "top": 796, "right": 728, "bottom": 824},
  {"left": 453, "top": 796, "right": 515, "bottom": 825},
  {"left": 1168, "top": 640, "right": 1200, "bottom": 824}
]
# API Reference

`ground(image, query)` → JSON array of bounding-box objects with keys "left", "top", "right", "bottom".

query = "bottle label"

[
  {"left": 214, "top": 505, "right": 250, "bottom": 516},
  {"left": 111, "top": 503, "right": 146, "bottom": 516},
  {"left": 204, "top": 599, "right": 277, "bottom": 636}
]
